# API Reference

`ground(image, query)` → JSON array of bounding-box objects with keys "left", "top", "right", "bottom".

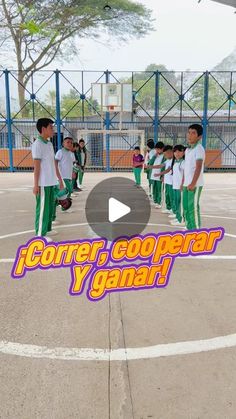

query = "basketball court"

[{"left": 0, "top": 171, "right": 236, "bottom": 418}]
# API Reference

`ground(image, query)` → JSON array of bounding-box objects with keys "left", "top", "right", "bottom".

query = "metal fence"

[{"left": 0, "top": 69, "right": 236, "bottom": 171}]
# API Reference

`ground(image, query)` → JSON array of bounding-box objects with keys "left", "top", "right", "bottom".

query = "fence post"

[
  {"left": 4, "top": 69, "right": 14, "bottom": 172},
  {"left": 55, "top": 70, "right": 61, "bottom": 150},
  {"left": 154, "top": 71, "right": 160, "bottom": 143},
  {"left": 202, "top": 71, "right": 209, "bottom": 150},
  {"left": 105, "top": 70, "right": 110, "bottom": 172}
]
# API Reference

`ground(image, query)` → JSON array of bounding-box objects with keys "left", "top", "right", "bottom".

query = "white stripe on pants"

[{"left": 38, "top": 187, "right": 45, "bottom": 236}]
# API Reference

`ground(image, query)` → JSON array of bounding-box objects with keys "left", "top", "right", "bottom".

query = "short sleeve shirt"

[
  {"left": 31, "top": 137, "right": 58, "bottom": 187},
  {"left": 150, "top": 154, "right": 164, "bottom": 180},
  {"left": 163, "top": 159, "right": 173, "bottom": 185},
  {"left": 133, "top": 154, "right": 144, "bottom": 168},
  {"left": 183, "top": 143, "right": 205, "bottom": 187},
  {"left": 55, "top": 148, "right": 74, "bottom": 180},
  {"left": 173, "top": 159, "right": 185, "bottom": 189}
]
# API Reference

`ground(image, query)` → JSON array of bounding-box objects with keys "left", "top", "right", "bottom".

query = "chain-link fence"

[{"left": 0, "top": 70, "right": 235, "bottom": 171}]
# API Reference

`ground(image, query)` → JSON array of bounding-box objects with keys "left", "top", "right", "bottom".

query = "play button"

[
  {"left": 85, "top": 177, "right": 151, "bottom": 241},
  {"left": 108, "top": 198, "right": 131, "bottom": 222}
]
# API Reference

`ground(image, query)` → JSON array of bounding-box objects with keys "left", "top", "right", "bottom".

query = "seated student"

[{"left": 132, "top": 146, "right": 144, "bottom": 187}]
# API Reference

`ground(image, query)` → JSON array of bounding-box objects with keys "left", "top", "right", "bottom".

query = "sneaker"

[
  {"left": 44, "top": 236, "right": 53, "bottom": 242},
  {"left": 48, "top": 230, "right": 58, "bottom": 236},
  {"left": 155, "top": 204, "right": 162, "bottom": 209},
  {"left": 71, "top": 193, "right": 79, "bottom": 198},
  {"left": 73, "top": 187, "right": 80, "bottom": 192},
  {"left": 171, "top": 221, "right": 186, "bottom": 226},
  {"left": 161, "top": 209, "right": 172, "bottom": 214},
  {"left": 52, "top": 220, "right": 60, "bottom": 225},
  {"left": 168, "top": 213, "right": 176, "bottom": 218},
  {"left": 77, "top": 188, "right": 83, "bottom": 192}
]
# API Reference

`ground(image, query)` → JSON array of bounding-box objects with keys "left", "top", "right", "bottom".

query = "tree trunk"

[{"left": 17, "top": 71, "right": 29, "bottom": 118}]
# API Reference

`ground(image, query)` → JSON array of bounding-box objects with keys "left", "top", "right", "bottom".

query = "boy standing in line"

[
  {"left": 132, "top": 146, "right": 144, "bottom": 187},
  {"left": 183, "top": 124, "right": 205, "bottom": 230},
  {"left": 32, "top": 118, "right": 64, "bottom": 239},
  {"left": 144, "top": 139, "right": 156, "bottom": 197},
  {"left": 55, "top": 137, "right": 74, "bottom": 199},
  {"left": 155, "top": 145, "right": 174, "bottom": 214},
  {"left": 76, "top": 138, "right": 87, "bottom": 190},
  {"left": 147, "top": 142, "right": 165, "bottom": 208}
]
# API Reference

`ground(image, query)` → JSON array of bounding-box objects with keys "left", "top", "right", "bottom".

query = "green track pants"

[
  {"left": 133, "top": 167, "right": 142, "bottom": 185},
  {"left": 152, "top": 180, "right": 162, "bottom": 205},
  {"left": 35, "top": 186, "right": 55, "bottom": 237},
  {"left": 173, "top": 189, "right": 183, "bottom": 222},
  {"left": 183, "top": 186, "right": 203, "bottom": 229},
  {"left": 165, "top": 184, "right": 173, "bottom": 211}
]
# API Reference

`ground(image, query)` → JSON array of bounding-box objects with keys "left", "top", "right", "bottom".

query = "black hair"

[
  {"left": 63, "top": 136, "right": 73, "bottom": 142},
  {"left": 188, "top": 124, "right": 203, "bottom": 137},
  {"left": 79, "top": 138, "right": 85, "bottom": 144},
  {"left": 36, "top": 118, "right": 54, "bottom": 134},
  {"left": 163, "top": 145, "right": 173, "bottom": 152},
  {"left": 134, "top": 146, "right": 140, "bottom": 151},
  {"left": 147, "top": 139, "right": 154, "bottom": 149},
  {"left": 155, "top": 141, "right": 165, "bottom": 149},
  {"left": 73, "top": 142, "right": 79, "bottom": 147},
  {"left": 171, "top": 144, "right": 186, "bottom": 171}
]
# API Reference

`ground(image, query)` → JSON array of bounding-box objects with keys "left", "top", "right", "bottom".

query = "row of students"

[{"left": 134, "top": 124, "right": 205, "bottom": 230}]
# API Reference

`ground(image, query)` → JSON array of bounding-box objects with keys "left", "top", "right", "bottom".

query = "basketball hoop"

[{"left": 107, "top": 105, "right": 115, "bottom": 112}]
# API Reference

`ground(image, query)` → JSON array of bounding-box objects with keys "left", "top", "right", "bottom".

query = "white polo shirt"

[
  {"left": 173, "top": 159, "right": 185, "bottom": 190},
  {"left": 184, "top": 143, "right": 205, "bottom": 187},
  {"left": 145, "top": 148, "right": 156, "bottom": 164},
  {"left": 163, "top": 159, "right": 173, "bottom": 185},
  {"left": 150, "top": 154, "right": 164, "bottom": 181},
  {"left": 55, "top": 148, "right": 74, "bottom": 180},
  {"left": 31, "top": 137, "right": 58, "bottom": 187}
]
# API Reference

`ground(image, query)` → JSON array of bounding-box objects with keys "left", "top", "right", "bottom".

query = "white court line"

[
  {"left": 0, "top": 333, "right": 236, "bottom": 361},
  {"left": 202, "top": 214, "right": 236, "bottom": 221},
  {"left": 204, "top": 188, "right": 236, "bottom": 191},
  {"left": 0, "top": 223, "right": 235, "bottom": 361},
  {"left": 1, "top": 223, "right": 236, "bottom": 241}
]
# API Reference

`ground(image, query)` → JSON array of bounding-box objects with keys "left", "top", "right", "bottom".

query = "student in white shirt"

[
  {"left": 183, "top": 124, "right": 205, "bottom": 230},
  {"left": 144, "top": 139, "right": 155, "bottom": 197},
  {"left": 31, "top": 118, "right": 63, "bottom": 239},
  {"left": 170, "top": 145, "right": 186, "bottom": 227},
  {"left": 154, "top": 145, "right": 174, "bottom": 214},
  {"left": 146, "top": 142, "right": 165, "bottom": 208},
  {"left": 55, "top": 137, "right": 74, "bottom": 198}
]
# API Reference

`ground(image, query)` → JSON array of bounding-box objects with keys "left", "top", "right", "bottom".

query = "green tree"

[
  {"left": 189, "top": 75, "right": 227, "bottom": 111},
  {"left": 0, "top": 0, "right": 153, "bottom": 116},
  {"left": 125, "top": 64, "right": 179, "bottom": 112}
]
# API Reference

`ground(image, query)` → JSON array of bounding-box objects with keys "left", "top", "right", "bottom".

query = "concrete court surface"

[{"left": 0, "top": 172, "right": 236, "bottom": 419}]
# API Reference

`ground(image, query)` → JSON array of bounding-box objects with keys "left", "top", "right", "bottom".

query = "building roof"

[{"left": 210, "top": 0, "right": 236, "bottom": 8}]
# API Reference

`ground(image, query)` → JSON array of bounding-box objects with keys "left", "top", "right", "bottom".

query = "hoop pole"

[
  {"left": 55, "top": 70, "right": 61, "bottom": 150},
  {"left": 105, "top": 70, "right": 110, "bottom": 172},
  {"left": 154, "top": 71, "right": 160, "bottom": 143},
  {"left": 4, "top": 69, "right": 14, "bottom": 172}
]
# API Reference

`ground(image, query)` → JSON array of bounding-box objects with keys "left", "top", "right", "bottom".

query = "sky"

[{"left": 57, "top": 0, "right": 236, "bottom": 72}]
